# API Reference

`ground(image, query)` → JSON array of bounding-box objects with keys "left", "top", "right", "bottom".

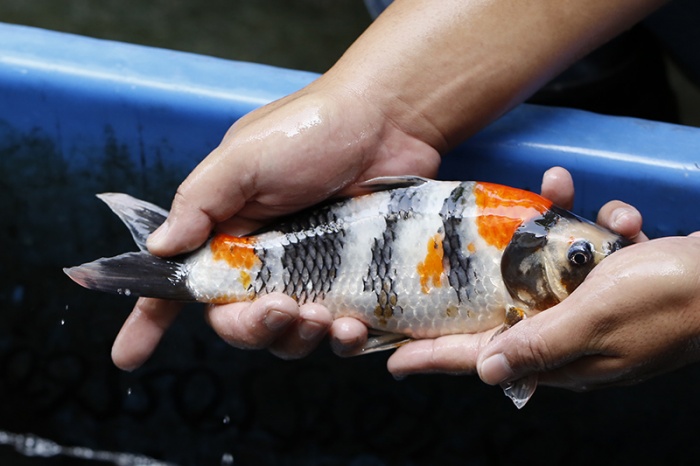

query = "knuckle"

[{"left": 170, "top": 185, "right": 190, "bottom": 213}]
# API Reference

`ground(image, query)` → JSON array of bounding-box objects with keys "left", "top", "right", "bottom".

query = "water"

[
  {"left": 220, "top": 453, "right": 234, "bottom": 466},
  {"left": 0, "top": 430, "right": 177, "bottom": 466}
]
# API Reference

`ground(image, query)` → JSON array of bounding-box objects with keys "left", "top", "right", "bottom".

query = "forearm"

[{"left": 323, "top": 0, "right": 667, "bottom": 151}]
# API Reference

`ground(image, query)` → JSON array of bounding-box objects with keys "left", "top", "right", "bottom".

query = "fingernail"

[
  {"left": 611, "top": 208, "right": 633, "bottom": 230},
  {"left": 479, "top": 354, "right": 514, "bottom": 385},
  {"left": 299, "top": 320, "right": 325, "bottom": 341},
  {"left": 264, "top": 310, "right": 294, "bottom": 332}
]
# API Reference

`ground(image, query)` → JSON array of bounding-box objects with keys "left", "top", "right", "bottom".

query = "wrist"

[{"left": 321, "top": 0, "right": 667, "bottom": 152}]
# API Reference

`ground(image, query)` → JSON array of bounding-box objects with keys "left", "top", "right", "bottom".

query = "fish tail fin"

[
  {"left": 96, "top": 193, "right": 169, "bottom": 251},
  {"left": 64, "top": 251, "right": 195, "bottom": 301}
]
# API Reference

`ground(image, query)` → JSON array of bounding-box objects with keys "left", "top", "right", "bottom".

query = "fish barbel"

[{"left": 65, "top": 176, "right": 627, "bottom": 407}]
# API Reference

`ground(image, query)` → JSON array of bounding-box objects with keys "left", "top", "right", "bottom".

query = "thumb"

[
  {"left": 476, "top": 305, "right": 590, "bottom": 386},
  {"left": 147, "top": 145, "right": 251, "bottom": 256}
]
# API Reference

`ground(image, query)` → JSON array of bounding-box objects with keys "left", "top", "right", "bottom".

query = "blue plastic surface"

[
  {"left": 440, "top": 106, "right": 700, "bottom": 238},
  {"left": 1, "top": 21, "right": 699, "bottom": 248}
]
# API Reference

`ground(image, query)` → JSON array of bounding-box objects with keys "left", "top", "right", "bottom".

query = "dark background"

[
  {"left": 2, "top": 1, "right": 700, "bottom": 465},
  {"left": 0, "top": 0, "right": 371, "bottom": 73}
]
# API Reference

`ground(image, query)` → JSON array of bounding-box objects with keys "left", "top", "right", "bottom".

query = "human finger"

[
  {"left": 475, "top": 300, "right": 597, "bottom": 387},
  {"left": 387, "top": 331, "right": 496, "bottom": 378},
  {"left": 111, "top": 297, "right": 182, "bottom": 371},
  {"left": 147, "top": 143, "right": 253, "bottom": 256},
  {"left": 205, "top": 293, "right": 300, "bottom": 350},
  {"left": 596, "top": 200, "right": 648, "bottom": 242},
  {"left": 268, "top": 302, "right": 333, "bottom": 360},
  {"left": 540, "top": 166, "right": 574, "bottom": 210},
  {"left": 329, "top": 317, "right": 369, "bottom": 357}
]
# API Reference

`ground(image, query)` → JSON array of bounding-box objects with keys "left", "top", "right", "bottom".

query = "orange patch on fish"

[
  {"left": 467, "top": 242, "right": 476, "bottom": 254},
  {"left": 474, "top": 182, "right": 552, "bottom": 249},
  {"left": 417, "top": 233, "right": 445, "bottom": 293},
  {"left": 209, "top": 294, "right": 234, "bottom": 304},
  {"left": 210, "top": 234, "right": 260, "bottom": 270},
  {"left": 239, "top": 270, "right": 252, "bottom": 289}
]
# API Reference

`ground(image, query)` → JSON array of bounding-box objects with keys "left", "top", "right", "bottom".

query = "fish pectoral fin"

[
  {"left": 491, "top": 305, "right": 527, "bottom": 340},
  {"left": 490, "top": 305, "right": 538, "bottom": 409},
  {"left": 350, "top": 332, "right": 413, "bottom": 356},
  {"left": 502, "top": 374, "right": 539, "bottom": 409},
  {"left": 504, "top": 305, "right": 527, "bottom": 328}
]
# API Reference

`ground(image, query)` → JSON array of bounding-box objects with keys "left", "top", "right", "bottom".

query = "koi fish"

[{"left": 65, "top": 176, "right": 627, "bottom": 407}]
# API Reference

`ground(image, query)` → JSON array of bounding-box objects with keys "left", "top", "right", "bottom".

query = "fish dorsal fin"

[
  {"left": 344, "top": 176, "right": 430, "bottom": 197},
  {"left": 96, "top": 193, "right": 169, "bottom": 251}
]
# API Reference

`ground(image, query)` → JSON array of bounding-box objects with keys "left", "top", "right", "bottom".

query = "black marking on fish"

[
  {"left": 389, "top": 185, "right": 420, "bottom": 219},
  {"left": 277, "top": 209, "right": 345, "bottom": 303},
  {"left": 256, "top": 202, "right": 347, "bottom": 235},
  {"left": 363, "top": 215, "right": 401, "bottom": 325},
  {"left": 440, "top": 183, "right": 473, "bottom": 303},
  {"left": 362, "top": 187, "right": 420, "bottom": 324},
  {"left": 254, "top": 247, "right": 275, "bottom": 295},
  {"left": 501, "top": 224, "right": 555, "bottom": 309}
]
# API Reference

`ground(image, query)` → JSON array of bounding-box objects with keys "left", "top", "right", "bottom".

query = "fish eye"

[{"left": 567, "top": 240, "right": 593, "bottom": 266}]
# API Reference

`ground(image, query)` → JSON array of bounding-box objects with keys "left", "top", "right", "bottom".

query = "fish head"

[{"left": 501, "top": 206, "right": 629, "bottom": 311}]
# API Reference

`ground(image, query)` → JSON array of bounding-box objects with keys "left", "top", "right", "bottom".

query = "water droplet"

[
  {"left": 220, "top": 452, "right": 234, "bottom": 465},
  {"left": 60, "top": 319, "right": 65, "bottom": 326},
  {"left": 64, "top": 304, "right": 69, "bottom": 311},
  {"left": 126, "top": 387, "right": 132, "bottom": 396},
  {"left": 222, "top": 415, "right": 230, "bottom": 425},
  {"left": 124, "top": 289, "right": 132, "bottom": 297}
]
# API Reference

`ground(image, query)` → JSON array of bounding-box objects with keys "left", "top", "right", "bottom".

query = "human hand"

[
  {"left": 387, "top": 167, "right": 698, "bottom": 393},
  {"left": 472, "top": 233, "right": 700, "bottom": 391},
  {"left": 111, "top": 80, "right": 441, "bottom": 370}
]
